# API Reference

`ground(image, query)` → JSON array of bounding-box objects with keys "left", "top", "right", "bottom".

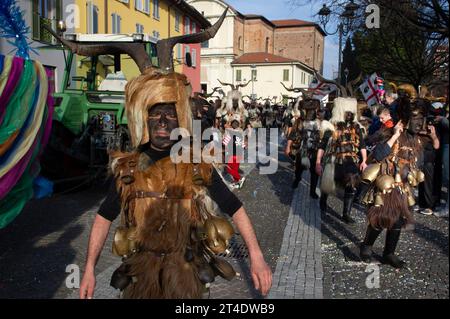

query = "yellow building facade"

[{"left": 74, "top": 0, "right": 184, "bottom": 75}]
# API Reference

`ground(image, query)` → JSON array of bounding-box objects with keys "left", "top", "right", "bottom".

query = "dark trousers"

[
  {"left": 433, "top": 147, "right": 444, "bottom": 202},
  {"left": 295, "top": 155, "right": 319, "bottom": 194},
  {"left": 363, "top": 218, "right": 404, "bottom": 255},
  {"left": 419, "top": 160, "right": 437, "bottom": 209}
]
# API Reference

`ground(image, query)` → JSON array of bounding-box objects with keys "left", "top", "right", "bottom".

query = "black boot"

[
  {"left": 355, "top": 182, "right": 370, "bottom": 206},
  {"left": 310, "top": 191, "right": 319, "bottom": 199},
  {"left": 320, "top": 194, "right": 328, "bottom": 213},
  {"left": 382, "top": 228, "right": 405, "bottom": 269},
  {"left": 292, "top": 178, "right": 300, "bottom": 189},
  {"left": 360, "top": 225, "right": 382, "bottom": 263},
  {"left": 342, "top": 192, "right": 356, "bottom": 224},
  {"left": 309, "top": 169, "right": 319, "bottom": 199},
  {"left": 292, "top": 159, "right": 302, "bottom": 189}
]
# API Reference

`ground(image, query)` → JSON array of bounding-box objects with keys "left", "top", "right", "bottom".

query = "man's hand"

[
  {"left": 393, "top": 120, "right": 404, "bottom": 137},
  {"left": 79, "top": 214, "right": 112, "bottom": 299},
  {"left": 250, "top": 256, "right": 272, "bottom": 296},
  {"left": 428, "top": 125, "right": 437, "bottom": 139},
  {"left": 285, "top": 146, "right": 291, "bottom": 157},
  {"left": 360, "top": 161, "right": 368, "bottom": 172},
  {"left": 79, "top": 268, "right": 95, "bottom": 299},
  {"left": 428, "top": 125, "right": 440, "bottom": 150},
  {"left": 315, "top": 162, "right": 323, "bottom": 176}
]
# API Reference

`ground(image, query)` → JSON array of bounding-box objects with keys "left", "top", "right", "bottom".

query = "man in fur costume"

[
  {"left": 69, "top": 10, "right": 272, "bottom": 299},
  {"left": 216, "top": 80, "right": 251, "bottom": 132},
  {"left": 247, "top": 102, "right": 262, "bottom": 129},
  {"left": 285, "top": 90, "right": 322, "bottom": 197},
  {"left": 359, "top": 97, "right": 425, "bottom": 268},
  {"left": 315, "top": 74, "right": 368, "bottom": 224}
]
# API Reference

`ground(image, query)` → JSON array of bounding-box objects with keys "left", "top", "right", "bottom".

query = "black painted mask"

[
  {"left": 408, "top": 113, "right": 424, "bottom": 135},
  {"left": 345, "top": 111, "right": 355, "bottom": 124},
  {"left": 147, "top": 103, "right": 179, "bottom": 150}
]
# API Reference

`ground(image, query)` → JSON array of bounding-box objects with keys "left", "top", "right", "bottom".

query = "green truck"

[{"left": 41, "top": 33, "right": 160, "bottom": 181}]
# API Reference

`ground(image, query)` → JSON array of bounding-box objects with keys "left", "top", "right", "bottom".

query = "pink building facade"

[{"left": 182, "top": 16, "right": 202, "bottom": 94}]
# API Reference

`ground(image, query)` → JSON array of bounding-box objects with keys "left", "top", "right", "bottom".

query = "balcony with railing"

[{"left": 32, "top": 12, "right": 57, "bottom": 44}]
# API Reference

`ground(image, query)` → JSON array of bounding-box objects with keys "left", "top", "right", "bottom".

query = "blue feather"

[{"left": 0, "top": 0, "right": 31, "bottom": 59}]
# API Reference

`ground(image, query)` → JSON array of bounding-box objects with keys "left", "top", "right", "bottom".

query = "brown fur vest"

[
  {"left": 366, "top": 132, "right": 422, "bottom": 230},
  {"left": 110, "top": 150, "right": 214, "bottom": 299}
]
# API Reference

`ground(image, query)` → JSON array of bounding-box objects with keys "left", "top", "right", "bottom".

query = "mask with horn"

[
  {"left": 217, "top": 79, "right": 251, "bottom": 113},
  {"left": 44, "top": 9, "right": 229, "bottom": 148},
  {"left": 314, "top": 71, "right": 362, "bottom": 125},
  {"left": 281, "top": 82, "right": 320, "bottom": 121}
]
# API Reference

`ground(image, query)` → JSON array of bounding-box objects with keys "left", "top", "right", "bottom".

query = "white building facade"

[
  {"left": 187, "top": 0, "right": 238, "bottom": 93},
  {"left": 231, "top": 53, "right": 314, "bottom": 102},
  {"left": 188, "top": 0, "right": 317, "bottom": 100}
]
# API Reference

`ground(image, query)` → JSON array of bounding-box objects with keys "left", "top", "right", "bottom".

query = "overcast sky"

[{"left": 225, "top": 0, "right": 340, "bottom": 78}]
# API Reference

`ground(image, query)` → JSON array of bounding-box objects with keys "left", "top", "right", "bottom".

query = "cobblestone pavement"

[
  {"left": 321, "top": 194, "right": 449, "bottom": 299},
  {"left": 0, "top": 136, "right": 294, "bottom": 299},
  {"left": 0, "top": 134, "right": 448, "bottom": 299},
  {"left": 268, "top": 179, "right": 323, "bottom": 299}
]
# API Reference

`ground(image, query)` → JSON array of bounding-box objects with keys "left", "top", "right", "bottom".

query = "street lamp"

[{"left": 317, "top": 1, "right": 359, "bottom": 84}]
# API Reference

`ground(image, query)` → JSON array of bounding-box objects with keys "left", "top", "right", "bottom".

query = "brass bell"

[
  {"left": 207, "top": 238, "right": 228, "bottom": 254},
  {"left": 407, "top": 193, "right": 416, "bottom": 207},
  {"left": 375, "top": 175, "right": 395, "bottom": 192},
  {"left": 112, "top": 226, "right": 137, "bottom": 257},
  {"left": 210, "top": 216, "right": 234, "bottom": 243},
  {"left": 407, "top": 173, "right": 418, "bottom": 187},
  {"left": 204, "top": 217, "right": 231, "bottom": 254},
  {"left": 374, "top": 193, "right": 384, "bottom": 207},
  {"left": 362, "top": 163, "right": 381, "bottom": 183},
  {"left": 415, "top": 170, "right": 425, "bottom": 183},
  {"left": 204, "top": 216, "right": 234, "bottom": 242},
  {"left": 210, "top": 256, "right": 236, "bottom": 281}
]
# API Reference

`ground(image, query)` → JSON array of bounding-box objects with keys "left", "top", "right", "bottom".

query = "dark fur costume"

[
  {"left": 110, "top": 150, "right": 215, "bottom": 299},
  {"left": 363, "top": 98, "right": 423, "bottom": 230}
]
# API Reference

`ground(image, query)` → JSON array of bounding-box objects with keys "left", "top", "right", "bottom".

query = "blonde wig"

[{"left": 125, "top": 70, "right": 193, "bottom": 148}]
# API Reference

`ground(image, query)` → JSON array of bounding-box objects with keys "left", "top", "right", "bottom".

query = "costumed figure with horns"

[
  {"left": 283, "top": 83, "right": 321, "bottom": 197},
  {"left": 359, "top": 97, "right": 426, "bottom": 268},
  {"left": 44, "top": 9, "right": 272, "bottom": 299},
  {"left": 216, "top": 79, "right": 251, "bottom": 132},
  {"left": 315, "top": 73, "right": 368, "bottom": 224}
]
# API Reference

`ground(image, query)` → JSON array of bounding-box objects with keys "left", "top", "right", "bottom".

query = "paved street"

[{"left": 0, "top": 136, "right": 448, "bottom": 299}]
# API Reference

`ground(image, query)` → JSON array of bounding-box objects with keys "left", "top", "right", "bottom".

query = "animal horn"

[
  {"left": 203, "top": 87, "right": 221, "bottom": 98},
  {"left": 157, "top": 8, "right": 228, "bottom": 71},
  {"left": 280, "top": 82, "right": 302, "bottom": 93},
  {"left": 217, "top": 79, "right": 236, "bottom": 90},
  {"left": 42, "top": 24, "right": 153, "bottom": 73},
  {"left": 299, "top": 88, "right": 315, "bottom": 99},
  {"left": 346, "top": 73, "right": 362, "bottom": 97},
  {"left": 314, "top": 71, "right": 348, "bottom": 98},
  {"left": 236, "top": 79, "right": 252, "bottom": 89}
]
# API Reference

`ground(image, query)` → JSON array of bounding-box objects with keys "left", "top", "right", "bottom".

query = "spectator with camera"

[
  {"left": 432, "top": 102, "right": 449, "bottom": 217},
  {"left": 416, "top": 100, "right": 441, "bottom": 215}
]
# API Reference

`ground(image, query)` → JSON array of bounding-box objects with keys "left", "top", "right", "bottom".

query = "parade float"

[{"left": 0, "top": 0, "right": 54, "bottom": 228}]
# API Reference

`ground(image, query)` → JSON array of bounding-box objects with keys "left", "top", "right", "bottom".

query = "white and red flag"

[{"left": 359, "top": 73, "right": 383, "bottom": 108}]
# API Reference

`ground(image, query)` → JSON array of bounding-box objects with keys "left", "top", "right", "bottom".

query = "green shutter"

[
  {"left": 283, "top": 69, "right": 289, "bottom": 81},
  {"left": 32, "top": 0, "right": 40, "bottom": 40}
]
